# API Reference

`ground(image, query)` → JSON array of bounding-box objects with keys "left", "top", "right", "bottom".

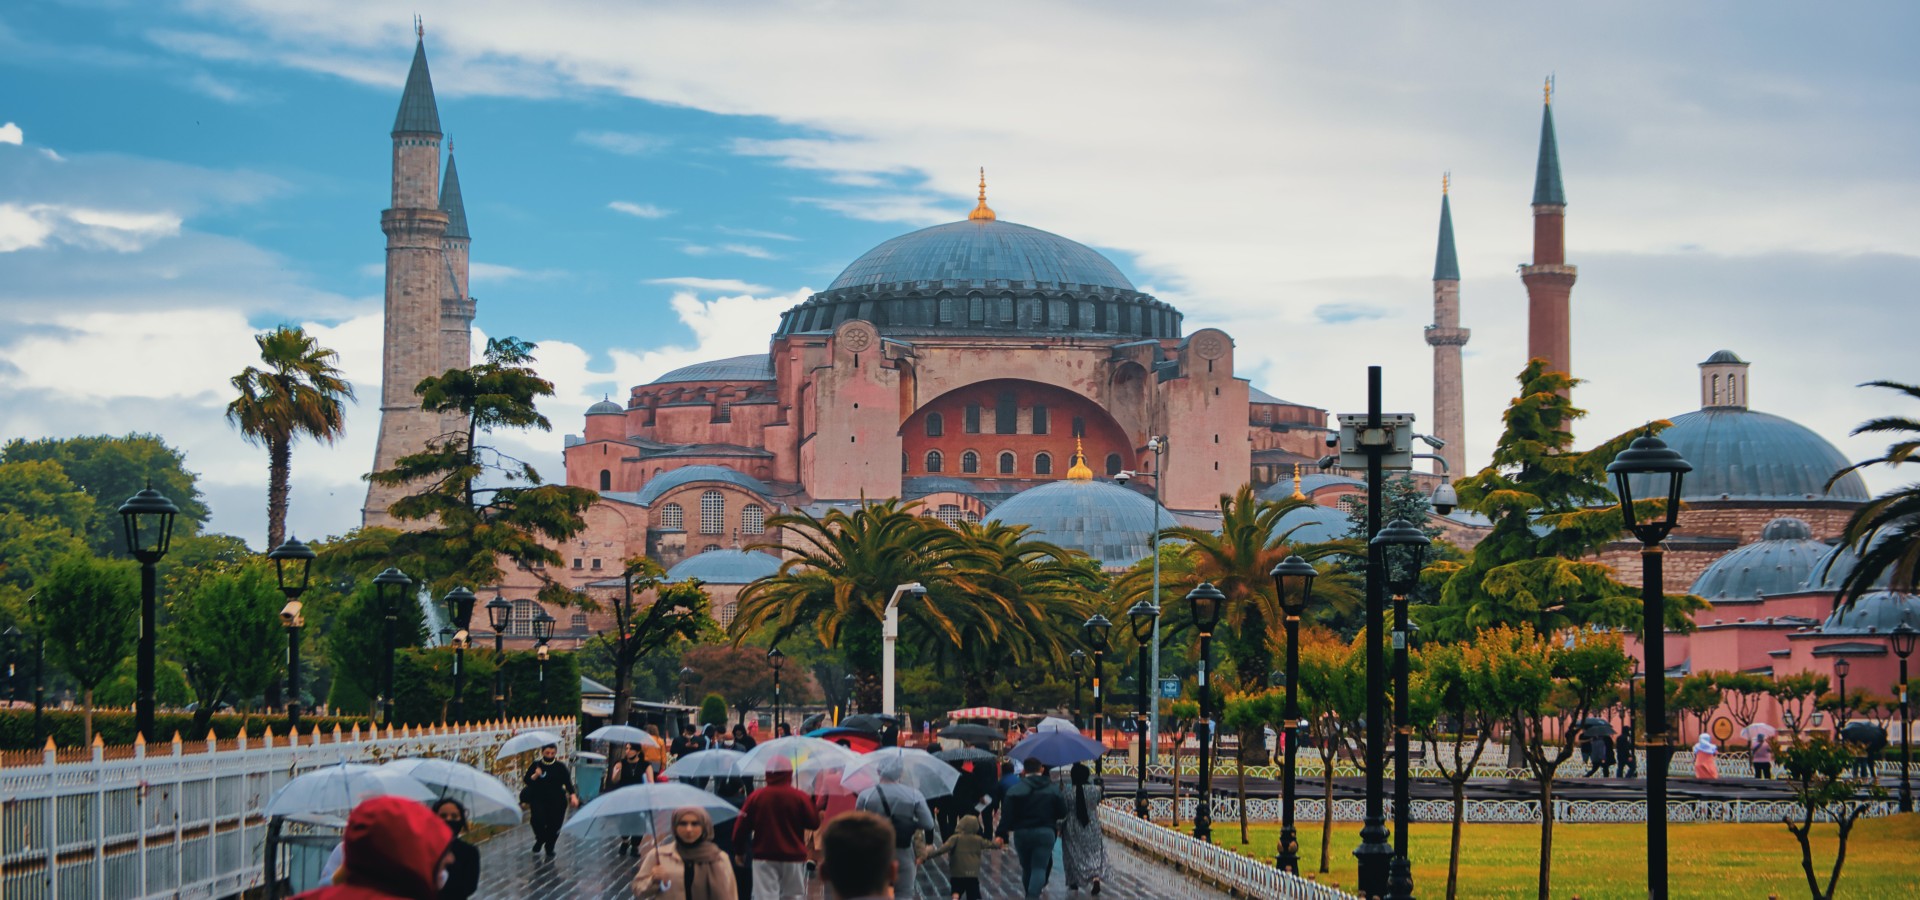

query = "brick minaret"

[
  {"left": 1521, "top": 78, "right": 1576, "bottom": 393},
  {"left": 1424, "top": 175, "right": 1469, "bottom": 476},
  {"left": 439, "top": 148, "right": 475, "bottom": 380},
  {"left": 364, "top": 32, "right": 451, "bottom": 528}
]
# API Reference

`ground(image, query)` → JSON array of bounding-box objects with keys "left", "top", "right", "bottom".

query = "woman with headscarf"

[
  {"left": 633, "top": 806, "right": 738, "bottom": 900},
  {"left": 1691, "top": 733, "right": 1720, "bottom": 779},
  {"left": 431, "top": 798, "right": 480, "bottom": 900},
  {"left": 1060, "top": 763, "right": 1107, "bottom": 894}
]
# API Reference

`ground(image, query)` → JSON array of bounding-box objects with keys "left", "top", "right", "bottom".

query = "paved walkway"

[{"left": 473, "top": 821, "right": 1233, "bottom": 899}]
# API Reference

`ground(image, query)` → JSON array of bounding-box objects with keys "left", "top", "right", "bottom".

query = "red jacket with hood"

[
  {"left": 732, "top": 768, "right": 820, "bottom": 862},
  {"left": 294, "top": 795, "right": 453, "bottom": 900}
]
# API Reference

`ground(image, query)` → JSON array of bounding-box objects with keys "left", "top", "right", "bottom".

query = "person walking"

[
  {"left": 1583, "top": 731, "right": 1614, "bottom": 777},
  {"left": 819, "top": 811, "right": 899, "bottom": 900},
  {"left": 646, "top": 725, "right": 670, "bottom": 770},
  {"left": 855, "top": 760, "right": 937, "bottom": 900},
  {"left": 672, "top": 725, "right": 702, "bottom": 758},
  {"left": 1751, "top": 735, "right": 1775, "bottom": 779},
  {"left": 1060, "top": 763, "right": 1107, "bottom": 895},
  {"left": 634, "top": 806, "right": 738, "bottom": 900},
  {"left": 994, "top": 758, "right": 1068, "bottom": 900},
  {"left": 732, "top": 759, "right": 820, "bottom": 900},
  {"left": 1618, "top": 721, "right": 1639, "bottom": 778},
  {"left": 918, "top": 813, "right": 990, "bottom": 900},
  {"left": 294, "top": 795, "right": 452, "bottom": 900},
  {"left": 432, "top": 799, "right": 481, "bottom": 900},
  {"left": 733, "top": 724, "right": 758, "bottom": 752},
  {"left": 522, "top": 743, "right": 579, "bottom": 860},
  {"left": 1691, "top": 733, "right": 1719, "bottom": 780},
  {"left": 610, "top": 742, "right": 658, "bottom": 856}
]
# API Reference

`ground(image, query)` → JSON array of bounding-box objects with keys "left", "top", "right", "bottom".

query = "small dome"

[
  {"left": 666, "top": 549, "right": 783, "bottom": 585},
  {"left": 587, "top": 399, "right": 625, "bottom": 416},
  {"left": 984, "top": 480, "right": 1173, "bottom": 569},
  {"left": 1819, "top": 590, "right": 1920, "bottom": 635},
  {"left": 1273, "top": 504, "right": 1352, "bottom": 545},
  {"left": 1703, "top": 349, "right": 1747, "bottom": 365},
  {"left": 651, "top": 354, "right": 775, "bottom": 385},
  {"left": 902, "top": 476, "right": 987, "bottom": 499},
  {"left": 1258, "top": 474, "right": 1364, "bottom": 503},
  {"left": 828, "top": 219, "right": 1134, "bottom": 293},
  {"left": 1808, "top": 537, "right": 1896, "bottom": 594},
  {"left": 1688, "top": 518, "right": 1830, "bottom": 600},
  {"left": 1624, "top": 408, "right": 1868, "bottom": 503}
]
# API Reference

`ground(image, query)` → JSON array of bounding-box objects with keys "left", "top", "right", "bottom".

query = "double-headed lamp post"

[
  {"left": 370, "top": 567, "right": 412, "bottom": 728},
  {"left": 1128, "top": 599, "right": 1160, "bottom": 818},
  {"left": 1833, "top": 657, "right": 1852, "bottom": 727},
  {"left": 1372, "top": 519, "right": 1431, "bottom": 899},
  {"left": 485, "top": 594, "right": 512, "bottom": 721},
  {"left": 1085, "top": 614, "right": 1112, "bottom": 774},
  {"left": 534, "top": 611, "right": 555, "bottom": 715},
  {"left": 1187, "top": 582, "right": 1227, "bottom": 842},
  {"left": 1891, "top": 619, "right": 1917, "bottom": 813},
  {"left": 268, "top": 537, "right": 316, "bottom": 729},
  {"left": 1269, "top": 554, "right": 1318, "bottom": 873},
  {"left": 118, "top": 485, "right": 179, "bottom": 743},
  {"left": 768, "top": 646, "right": 786, "bottom": 732},
  {"left": 1069, "top": 650, "right": 1087, "bottom": 728},
  {"left": 1607, "top": 430, "right": 1691, "bottom": 900}
]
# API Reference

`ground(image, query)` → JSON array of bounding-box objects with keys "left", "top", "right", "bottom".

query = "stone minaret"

[
  {"left": 364, "top": 32, "right": 451, "bottom": 529},
  {"left": 1521, "top": 78, "right": 1576, "bottom": 392},
  {"left": 1424, "top": 175, "right": 1469, "bottom": 476},
  {"left": 439, "top": 148, "right": 475, "bottom": 378}
]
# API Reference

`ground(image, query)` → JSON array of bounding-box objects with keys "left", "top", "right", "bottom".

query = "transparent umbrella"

[
  {"left": 499, "top": 730, "right": 565, "bottom": 759},
  {"left": 740, "top": 736, "right": 859, "bottom": 789},
  {"left": 663, "top": 749, "right": 750, "bottom": 780},
  {"left": 560, "top": 782, "right": 741, "bottom": 840},
  {"left": 264, "top": 763, "right": 437, "bottom": 818},
  {"left": 585, "top": 725, "right": 659, "bottom": 746},
  {"left": 380, "top": 758, "right": 522, "bottom": 825},
  {"left": 843, "top": 748, "right": 961, "bottom": 799},
  {"left": 1036, "top": 716, "right": 1079, "bottom": 733}
]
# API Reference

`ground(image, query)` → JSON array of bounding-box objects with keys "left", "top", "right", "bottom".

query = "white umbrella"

[
  {"left": 561, "top": 782, "right": 741, "bottom": 839},
  {"left": 499, "top": 730, "right": 565, "bottom": 758},
  {"left": 381, "top": 758, "right": 522, "bottom": 825},
  {"left": 663, "top": 749, "right": 750, "bottom": 780},
  {"left": 1036, "top": 716, "right": 1079, "bottom": 733},
  {"left": 1741, "top": 722, "right": 1779, "bottom": 742},
  {"left": 585, "top": 724, "right": 659, "bottom": 746},
  {"left": 842, "top": 748, "right": 961, "bottom": 799},
  {"left": 740, "top": 736, "right": 858, "bottom": 790},
  {"left": 264, "top": 763, "right": 437, "bottom": 818}
]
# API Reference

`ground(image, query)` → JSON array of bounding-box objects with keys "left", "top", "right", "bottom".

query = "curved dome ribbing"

[
  {"left": 985, "top": 480, "right": 1173, "bottom": 569},
  {"left": 1688, "top": 517, "right": 1830, "bottom": 600},
  {"left": 1819, "top": 591, "right": 1920, "bottom": 635},
  {"left": 829, "top": 220, "right": 1134, "bottom": 292},
  {"left": 1625, "top": 409, "right": 1868, "bottom": 503}
]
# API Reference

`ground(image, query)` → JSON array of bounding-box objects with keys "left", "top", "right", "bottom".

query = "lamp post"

[
  {"left": 485, "top": 594, "right": 512, "bottom": 721},
  {"left": 268, "top": 537, "right": 316, "bottom": 730},
  {"left": 1372, "top": 518, "right": 1430, "bottom": 899},
  {"left": 1128, "top": 599, "right": 1160, "bottom": 818},
  {"left": 441, "top": 587, "right": 476, "bottom": 723},
  {"left": 370, "top": 568, "right": 411, "bottom": 727},
  {"left": 1270, "top": 554, "right": 1318, "bottom": 873},
  {"left": 1, "top": 627, "right": 19, "bottom": 703},
  {"left": 882, "top": 583, "right": 927, "bottom": 716},
  {"left": 1086, "top": 614, "right": 1112, "bottom": 774},
  {"left": 680, "top": 667, "right": 697, "bottom": 706},
  {"left": 25, "top": 593, "right": 44, "bottom": 746},
  {"left": 1833, "top": 657, "right": 1852, "bottom": 727},
  {"left": 1069, "top": 650, "right": 1087, "bottom": 728},
  {"left": 534, "top": 611, "right": 555, "bottom": 715},
  {"left": 768, "top": 646, "right": 786, "bottom": 732},
  {"left": 1147, "top": 436, "right": 1167, "bottom": 763},
  {"left": 1891, "top": 620, "right": 1916, "bottom": 813},
  {"left": 118, "top": 485, "right": 179, "bottom": 743},
  {"left": 1186, "top": 582, "right": 1227, "bottom": 842},
  {"left": 1607, "top": 429, "right": 1691, "bottom": 900}
]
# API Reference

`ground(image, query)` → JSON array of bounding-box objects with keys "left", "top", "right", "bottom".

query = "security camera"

[
  {"left": 1317, "top": 455, "right": 1339, "bottom": 471},
  {"left": 537, "top": 646, "right": 550, "bottom": 661},
  {"left": 279, "top": 600, "right": 304, "bottom": 627},
  {"left": 1430, "top": 483, "right": 1459, "bottom": 516},
  {"left": 454, "top": 629, "right": 470, "bottom": 648},
  {"left": 1114, "top": 470, "right": 1133, "bottom": 485},
  {"left": 1416, "top": 433, "right": 1447, "bottom": 450},
  {"left": 1325, "top": 433, "right": 1339, "bottom": 448}
]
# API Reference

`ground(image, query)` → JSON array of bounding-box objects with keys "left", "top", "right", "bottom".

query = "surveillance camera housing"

[
  {"left": 1113, "top": 470, "right": 1132, "bottom": 485},
  {"left": 280, "top": 600, "right": 304, "bottom": 627},
  {"left": 1430, "top": 483, "right": 1459, "bottom": 516}
]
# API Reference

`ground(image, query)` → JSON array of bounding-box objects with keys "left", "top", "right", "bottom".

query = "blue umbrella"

[{"left": 1007, "top": 730, "right": 1105, "bottom": 767}]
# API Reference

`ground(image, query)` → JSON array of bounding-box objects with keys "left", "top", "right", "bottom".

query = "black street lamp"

[
  {"left": 1, "top": 626, "right": 19, "bottom": 703},
  {"left": 485, "top": 594, "right": 512, "bottom": 721},
  {"left": 1086, "top": 614, "right": 1112, "bottom": 775},
  {"left": 1069, "top": 649, "right": 1087, "bottom": 728},
  {"left": 1187, "top": 582, "right": 1227, "bottom": 842},
  {"left": 1372, "top": 518, "right": 1430, "bottom": 899},
  {"left": 1891, "top": 619, "right": 1916, "bottom": 813},
  {"left": 1833, "top": 657, "right": 1852, "bottom": 727},
  {"left": 680, "top": 667, "right": 697, "bottom": 706},
  {"left": 1128, "top": 599, "right": 1160, "bottom": 819},
  {"left": 268, "top": 537, "right": 316, "bottom": 730},
  {"left": 118, "top": 485, "right": 179, "bottom": 743},
  {"left": 1270, "top": 554, "right": 1318, "bottom": 873},
  {"left": 768, "top": 646, "right": 787, "bottom": 732},
  {"left": 1607, "top": 429, "right": 1691, "bottom": 900},
  {"left": 534, "top": 611, "right": 555, "bottom": 715},
  {"left": 442, "top": 587, "right": 477, "bottom": 722},
  {"left": 371, "top": 567, "right": 412, "bottom": 727}
]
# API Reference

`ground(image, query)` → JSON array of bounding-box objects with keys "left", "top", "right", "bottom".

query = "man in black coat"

[{"left": 522, "top": 743, "right": 578, "bottom": 860}]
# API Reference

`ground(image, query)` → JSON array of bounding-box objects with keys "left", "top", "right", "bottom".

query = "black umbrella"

[
  {"left": 938, "top": 724, "right": 1005, "bottom": 743},
  {"left": 1840, "top": 721, "right": 1886, "bottom": 745},
  {"left": 1580, "top": 718, "right": 1617, "bottom": 738},
  {"left": 799, "top": 713, "right": 826, "bottom": 733},
  {"left": 934, "top": 747, "right": 998, "bottom": 764},
  {"left": 838, "top": 714, "right": 889, "bottom": 733}
]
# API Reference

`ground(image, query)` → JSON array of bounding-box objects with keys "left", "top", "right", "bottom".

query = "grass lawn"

[{"left": 1202, "top": 815, "right": 1920, "bottom": 899}]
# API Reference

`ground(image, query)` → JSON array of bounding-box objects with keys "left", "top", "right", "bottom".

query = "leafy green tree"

[
  {"left": 1772, "top": 672, "right": 1829, "bottom": 739},
  {"left": 323, "top": 583, "right": 427, "bottom": 716},
  {"left": 166, "top": 563, "right": 285, "bottom": 734},
  {"left": 591, "top": 557, "right": 714, "bottom": 726},
  {"left": 1779, "top": 735, "right": 1887, "bottom": 900},
  {"left": 225, "top": 325, "right": 354, "bottom": 549},
  {"left": 698, "top": 693, "right": 729, "bottom": 729},
  {"left": 1710, "top": 670, "right": 1773, "bottom": 735},
  {"left": 95, "top": 658, "right": 193, "bottom": 711},
  {"left": 359, "top": 337, "right": 598, "bottom": 604},
  {"left": 1, "top": 434, "right": 210, "bottom": 556},
  {"left": 1221, "top": 688, "right": 1276, "bottom": 844},
  {"left": 1422, "top": 362, "right": 1707, "bottom": 641},
  {"left": 683, "top": 643, "right": 800, "bottom": 725},
  {"left": 0, "top": 459, "right": 92, "bottom": 623},
  {"left": 1823, "top": 380, "right": 1920, "bottom": 600},
  {"left": 1410, "top": 640, "right": 1501, "bottom": 900},
  {"left": 1295, "top": 631, "right": 1367, "bottom": 873},
  {"left": 1670, "top": 671, "right": 1724, "bottom": 740},
  {"left": 37, "top": 554, "right": 138, "bottom": 741}
]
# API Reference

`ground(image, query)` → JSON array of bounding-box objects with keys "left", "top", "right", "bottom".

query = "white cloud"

[
  {"left": 714, "top": 226, "right": 799, "bottom": 242},
  {"left": 0, "top": 122, "right": 21, "bottom": 145},
  {"left": 646, "top": 276, "right": 774, "bottom": 293},
  {"left": 674, "top": 241, "right": 777, "bottom": 260},
  {"left": 576, "top": 130, "right": 667, "bottom": 155},
  {"left": 0, "top": 202, "right": 182, "bottom": 252},
  {"left": 793, "top": 194, "right": 952, "bottom": 226},
  {"left": 608, "top": 200, "right": 670, "bottom": 219}
]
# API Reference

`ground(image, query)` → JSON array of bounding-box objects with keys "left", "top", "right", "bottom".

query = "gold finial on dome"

[
  {"left": 1291, "top": 463, "right": 1306, "bottom": 500},
  {"left": 1066, "top": 438, "right": 1093, "bottom": 481},
  {"left": 968, "top": 167, "right": 996, "bottom": 221}
]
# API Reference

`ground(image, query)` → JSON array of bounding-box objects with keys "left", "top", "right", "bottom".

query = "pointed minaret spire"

[
  {"left": 1425, "top": 174, "right": 1469, "bottom": 477},
  {"left": 440, "top": 148, "right": 469, "bottom": 240},
  {"left": 1522, "top": 76, "right": 1576, "bottom": 407},
  {"left": 968, "top": 167, "right": 996, "bottom": 221},
  {"left": 1532, "top": 77, "right": 1566, "bottom": 207},
  {"left": 393, "top": 29, "right": 442, "bottom": 136}
]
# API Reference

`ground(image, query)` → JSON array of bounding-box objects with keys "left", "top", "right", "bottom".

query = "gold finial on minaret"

[
  {"left": 1291, "top": 463, "right": 1306, "bottom": 500},
  {"left": 415, "top": 14, "right": 424, "bottom": 39},
  {"left": 1544, "top": 75, "right": 1553, "bottom": 105},
  {"left": 968, "top": 167, "right": 996, "bottom": 221},
  {"left": 1442, "top": 171, "right": 1449, "bottom": 195},
  {"left": 1066, "top": 438, "right": 1093, "bottom": 481}
]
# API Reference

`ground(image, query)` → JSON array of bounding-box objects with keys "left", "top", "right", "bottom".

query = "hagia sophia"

[{"left": 360, "top": 37, "right": 1912, "bottom": 735}]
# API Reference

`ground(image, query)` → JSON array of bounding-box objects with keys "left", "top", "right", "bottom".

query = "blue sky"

[{"left": 2, "top": 1, "right": 1915, "bottom": 546}]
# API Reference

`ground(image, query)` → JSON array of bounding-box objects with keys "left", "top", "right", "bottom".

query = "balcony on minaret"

[
  {"left": 1424, "top": 325, "right": 1471, "bottom": 347},
  {"left": 1519, "top": 262, "right": 1577, "bottom": 279}
]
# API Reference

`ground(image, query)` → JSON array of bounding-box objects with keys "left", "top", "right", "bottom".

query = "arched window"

[
  {"left": 598, "top": 469, "right": 612, "bottom": 491},
  {"left": 999, "top": 295, "right": 1015, "bottom": 322},
  {"left": 998, "top": 452, "right": 1016, "bottom": 474},
  {"left": 968, "top": 294, "right": 984, "bottom": 322},
  {"left": 699, "top": 490, "right": 725, "bottom": 535},
  {"left": 1035, "top": 452, "right": 1053, "bottom": 476},
  {"left": 1105, "top": 454, "right": 1123, "bottom": 477},
  {"left": 961, "top": 451, "right": 980, "bottom": 474},
  {"left": 936, "top": 504, "right": 963, "bottom": 525},
  {"left": 926, "top": 412, "right": 944, "bottom": 436},
  {"left": 661, "top": 503, "right": 684, "bottom": 531},
  {"left": 509, "top": 599, "right": 541, "bottom": 636},
  {"left": 742, "top": 503, "right": 765, "bottom": 534},
  {"left": 925, "top": 450, "right": 944, "bottom": 473},
  {"left": 938, "top": 296, "right": 954, "bottom": 323}
]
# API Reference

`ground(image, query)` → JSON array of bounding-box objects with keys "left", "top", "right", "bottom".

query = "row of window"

[
  {"left": 911, "top": 450, "right": 1124, "bottom": 477},
  {"left": 657, "top": 490, "right": 766, "bottom": 535},
  {"left": 924, "top": 396, "right": 1083, "bottom": 437}
]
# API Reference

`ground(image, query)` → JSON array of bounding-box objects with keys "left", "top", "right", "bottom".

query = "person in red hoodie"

[
  {"left": 294, "top": 795, "right": 452, "bottom": 900},
  {"left": 731, "top": 758, "right": 820, "bottom": 900}
]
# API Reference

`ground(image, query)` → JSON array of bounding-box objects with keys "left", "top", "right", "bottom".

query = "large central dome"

[{"left": 827, "top": 219, "right": 1136, "bottom": 293}]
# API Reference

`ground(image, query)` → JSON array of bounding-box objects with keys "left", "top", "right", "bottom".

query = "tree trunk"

[
  {"left": 83, "top": 688, "right": 94, "bottom": 744},
  {"left": 1824, "top": 812, "right": 1859, "bottom": 900},
  {"left": 1789, "top": 812, "right": 1820, "bottom": 900},
  {"left": 611, "top": 646, "right": 634, "bottom": 727},
  {"left": 1535, "top": 774, "right": 1556, "bottom": 900},
  {"left": 1448, "top": 777, "right": 1466, "bottom": 900},
  {"left": 1319, "top": 741, "right": 1336, "bottom": 873},
  {"left": 267, "top": 438, "right": 291, "bottom": 550},
  {"left": 1237, "top": 731, "right": 1249, "bottom": 844},
  {"left": 1171, "top": 729, "right": 1184, "bottom": 825}
]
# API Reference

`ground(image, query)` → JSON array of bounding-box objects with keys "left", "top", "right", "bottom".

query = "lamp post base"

[
  {"left": 1390, "top": 852, "right": 1415, "bottom": 899},
  {"left": 1275, "top": 825, "right": 1299, "bottom": 873},
  {"left": 1354, "top": 822, "right": 1393, "bottom": 897}
]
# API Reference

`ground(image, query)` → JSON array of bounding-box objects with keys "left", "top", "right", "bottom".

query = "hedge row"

[
  {"left": 0, "top": 708, "right": 373, "bottom": 751},
  {"left": 332, "top": 647, "right": 581, "bottom": 728}
]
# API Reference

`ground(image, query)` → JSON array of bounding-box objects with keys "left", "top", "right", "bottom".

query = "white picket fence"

[
  {"left": 0, "top": 717, "right": 575, "bottom": 900},
  {"left": 1098, "top": 803, "right": 1360, "bottom": 899},
  {"left": 1140, "top": 795, "right": 1903, "bottom": 825}
]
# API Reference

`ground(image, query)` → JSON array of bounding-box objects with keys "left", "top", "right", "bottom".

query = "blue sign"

[{"left": 1158, "top": 677, "right": 1180, "bottom": 699}]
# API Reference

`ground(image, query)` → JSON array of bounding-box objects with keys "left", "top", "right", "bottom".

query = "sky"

[{"left": 1, "top": 0, "right": 1915, "bottom": 549}]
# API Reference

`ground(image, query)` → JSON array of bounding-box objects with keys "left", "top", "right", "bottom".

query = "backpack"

[{"left": 874, "top": 786, "right": 919, "bottom": 849}]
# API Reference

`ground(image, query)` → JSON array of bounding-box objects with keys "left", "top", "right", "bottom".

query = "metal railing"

[{"left": 1099, "top": 800, "right": 1359, "bottom": 899}]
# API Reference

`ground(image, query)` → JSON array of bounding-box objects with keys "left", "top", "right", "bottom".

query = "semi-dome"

[
  {"left": 666, "top": 549, "right": 783, "bottom": 585},
  {"left": 611, "top": 465, "right": 775, "bottom": 508},
  {"left": 1688, "top": 517, "right": 1830, "bottom": 601},
  {"left": 984, "top": 479, "right": 1174, "bottom": 569},
  {"left": 651, "top": 354, "right": 775, "bottom": 385},
  {"left": 1808, "top": 536, "right": 1896, "bottom": 594},
  {"left": 1624, "top": 408, "right": 1868, "bottom": 503},
  {"left": 828, "top": 219, "right": 1135, "bottom": 293},
  {"left": 1273, "top": 503, "right": 1352, "bottom": 545},
  {"left": 1818, "top": 590, "right": 1920, "bottom": 634}
]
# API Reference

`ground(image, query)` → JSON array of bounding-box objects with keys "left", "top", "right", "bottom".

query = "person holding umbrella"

[
  {"left": 993, "top": 758, "right": 1068, "bottom": 900},
  {"left": 610, "top": 743, "right": 659, "bottom": 856},
  {"left": 523, "top": 744, "right": 579, "bottom": 860},
  {"left": 633, "top": 806, "right": 738, "bottom": 900},
  {"left": 293, "top": 795, "right": 452, "bottom": 900},
  {"left": 854, "top": 759, "right": 937, "bottom": 900}
]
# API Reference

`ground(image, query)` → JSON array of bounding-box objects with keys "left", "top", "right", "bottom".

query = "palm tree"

[
  {"left": 1826, "top": 380, "right": 1920, "bottom": 601},
  {"left": 225, "top": 326, "right": 354, "bottom": 549},
  {"left": 919, "top": 520, "right": 1101, "bottom": 704}
]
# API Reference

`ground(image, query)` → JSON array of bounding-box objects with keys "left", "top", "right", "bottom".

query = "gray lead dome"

[
  {"left": 1688, "top": 517, "right": 1829, "bottom": 600},
  {"left": 985, "top": 479, "right": 1174, "bottom": 569}
]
